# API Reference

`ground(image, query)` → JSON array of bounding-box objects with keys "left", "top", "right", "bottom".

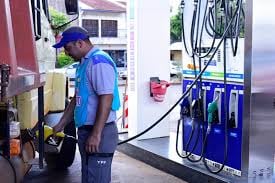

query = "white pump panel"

[
  {"left": 229, "top": 90, "right": 239, "bottom": 128},
  {"left": 186, "top": 85, "right": 193, "bottom": 115},
  {"left": 201, "top": 86, "right": 207, "bottom": 121},
  {"left": 127, "top": 0, "right": 170, "bottom": 140},
  {"left": 213, "top": 88, "right": 222, "bottom": 123}
]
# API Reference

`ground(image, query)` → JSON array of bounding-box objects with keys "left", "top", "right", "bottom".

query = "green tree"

[
  {"left": 49, "top": 7, "right": 72, "bottom": 68},
  {"left": 49, "top": 7, "right": 69, "bottom": 36},
  {"left": 57, "top": 51, "right": 74, "bottom": 68},
  {"left": 210, "top": 1, "right": 245, "bottom": 38},
  {"left": 170, "top": 12, "right": 182, "bottom": 43}
]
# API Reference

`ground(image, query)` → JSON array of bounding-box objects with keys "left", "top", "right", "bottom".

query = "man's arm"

[
  {"left": 53, "top": 96, "right": 76, "bottom": 133},
  {"left": 85, "top": 94, "right": 113, "bottom": 153}
]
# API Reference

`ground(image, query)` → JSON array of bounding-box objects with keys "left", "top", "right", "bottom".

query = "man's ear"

[{"left": 76, "top": 39, "right": 84, "bottom": 48}]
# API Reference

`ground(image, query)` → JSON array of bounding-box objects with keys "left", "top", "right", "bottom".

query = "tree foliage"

[
  {"left": 170, "top": 12, "right": 182, "bottom": 43},
  {"left": 170, "top": 1, "right": 245, "bottom": 43},
  {"left": 57, "top": 51, "right": 74, "bottom": 68},
  {"left": 49, "top": 7, "right": 69, "bottom": 36}
]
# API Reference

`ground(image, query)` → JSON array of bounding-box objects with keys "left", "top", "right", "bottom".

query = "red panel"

[
  {"left": 10, "top": 0, "right": 38, "bottom": 73},
  {"left": 0, "top": 0, "right": 44, "bottom": 99},
  {"left": 0, "top": 0, "right": 17, "bottom": 75}
]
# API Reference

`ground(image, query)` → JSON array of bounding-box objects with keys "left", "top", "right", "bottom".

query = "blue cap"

[{"left": 52, "top": 26, "right": 89, "bottom": 48}]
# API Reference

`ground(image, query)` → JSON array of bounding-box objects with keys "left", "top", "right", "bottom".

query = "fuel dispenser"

[
  {"left": 123, "top": 0, "right": 274, "bottom": 182},
  {"left": 181, "top": 80, "right": 205, "bottom": 160},
  {"left": 179, "top": 0, "right": 245, "bottom": 177}
]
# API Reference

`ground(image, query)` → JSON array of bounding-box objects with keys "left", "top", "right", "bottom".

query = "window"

[
  {"left": 42, "top": 0, "right": 50, "bottom": 21},
  {"left": 170, "top": 53, "right": 174, "bottom": 60},
  {"left": 104, "top": 50, "right": 126, "bottom": 67},
  {"left": 101, "top": 20, "right": 118, "bottom": 37},
  {"left": 30, "top": 0, "right": 41, "bottom": 40},
  {"left": 82, "top": 19, "right": 99, "bottom": 37}
]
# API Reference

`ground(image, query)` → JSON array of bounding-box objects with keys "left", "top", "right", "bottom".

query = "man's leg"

[
  {"left": 87, "top": 123, "right": 118, "bottom": 183},
  {"left": 78, "top": 128, "right": 89, "bottom": 183}
]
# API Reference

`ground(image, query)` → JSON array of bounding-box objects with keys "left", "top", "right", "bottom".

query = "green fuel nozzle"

[
  {"left": 207, "top": 100, "right": 218, "bottom": 124},
  {"left": 207, "top": 100, "right": 219, "bottom": 134}
]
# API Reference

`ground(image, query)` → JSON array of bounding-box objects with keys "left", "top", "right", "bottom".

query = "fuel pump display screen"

[{"left": 182, "top": 39, "right": 244, "bottom": 83}]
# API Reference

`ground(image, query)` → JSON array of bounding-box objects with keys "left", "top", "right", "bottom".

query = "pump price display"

[{"left": 182, "top": 39, "right": 244, "bottom": 83}]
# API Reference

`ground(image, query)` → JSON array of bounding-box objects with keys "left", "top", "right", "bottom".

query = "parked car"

[
  {"left": 117, "top": 67, "right": 127, "bottom": 80},
  {"left": 64, "top": 62, "right": 79, "bottom": 80},
  {"left": 118, "top": 70, "right": 127, "bottom": 80},
  {"left": 170, "top": 61, "right": 182, "bottom": 78},
  {"left": 116, "top": 62, "right": 181, "bottom": 80}
]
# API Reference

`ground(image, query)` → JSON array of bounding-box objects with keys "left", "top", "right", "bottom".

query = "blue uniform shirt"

[{"left": 74, "top": 47, "right": 120, "bottom": 127}]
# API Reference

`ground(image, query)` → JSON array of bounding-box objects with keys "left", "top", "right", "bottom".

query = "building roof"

[
  {"left": 80, "top": 0, "right": 126, "bottom": 12},
  {"left": 117, "top": 1, "right": 127, "bottom": 6}
]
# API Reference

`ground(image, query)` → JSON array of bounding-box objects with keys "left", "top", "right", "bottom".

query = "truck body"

[{"left": 0, "top": 0, "right": 78, "bottom": 182}]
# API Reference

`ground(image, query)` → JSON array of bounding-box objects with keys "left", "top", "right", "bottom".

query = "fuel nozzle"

[
  {"left": 180, "top": 0, "right": 185, "bottom": 10},
  {"left": 207, "top": 100, "right": 219, "bottom": 134},
  {"left": 207, "top": 100, "right": 218, "bottom": 124},
  {"left": 229, "top": 112, "right": 236, "bottom": 128},
  {"left": 180, "top": 97, "right": 191, "bottom": 118},
  {"left": 220, "top": 0, "right": 225, "bottom": 13},
  {"left": 191, "top": 100, "right": 199, "bottom": 118},
  {"left": 36, "top": 125, "right": 77, "bottom": 147},
  {"left": 191, "top": 99, "right": 201, "bottom": 119}
]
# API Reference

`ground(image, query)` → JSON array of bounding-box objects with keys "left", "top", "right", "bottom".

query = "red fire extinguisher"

[{"left": 150, "top": 77, "right": 170, "bottom": 102}]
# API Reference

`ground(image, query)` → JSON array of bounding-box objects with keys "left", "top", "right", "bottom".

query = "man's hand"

[
  {"left": 85, "top": 133, "right": 101, "bottom": 153},
  {"left": 53, "top": 96, "right": 76, "bottom": 135},
  {"left": 53, "top": 122, "right": 64, "bottom": 135},
  {"left": 85, "top": 94, "right": 113, "bottom": 154}
]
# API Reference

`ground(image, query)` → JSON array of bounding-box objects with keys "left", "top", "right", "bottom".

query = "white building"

[
  {"left": 170, "top": 0, "right": 181, "bottom": 16},
  {"left": 79, "top": 0, "right": 127, "bottom": 67}
]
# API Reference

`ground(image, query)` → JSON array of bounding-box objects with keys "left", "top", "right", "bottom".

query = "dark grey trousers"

[{"left": 78, "top": 122, "right": 118, "bottom": 183}]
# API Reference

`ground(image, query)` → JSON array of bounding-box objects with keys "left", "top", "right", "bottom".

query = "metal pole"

[
  {"left": 0, "top": 102, "right": 10, "bottom": 158},
  {"left": 38, "top": 86, "right": 44, "bottom": 169},
  {"left": 0, "top": 64, "right": 10, "bottom": 158}
]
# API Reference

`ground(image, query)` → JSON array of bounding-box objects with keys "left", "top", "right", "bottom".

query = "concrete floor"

[
  {"left": 23, "top": 150, "right": 187, "bottom": 183},
  {"left": 22, "top": 83, "right": 187, "bottom": 183},
  {"left": 112, "top": 152, "right": 186, "bottom": 183}
]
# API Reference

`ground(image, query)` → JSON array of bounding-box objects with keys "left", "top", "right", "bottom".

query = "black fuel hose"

[
  {"left": 176, "top": 117, "right": 203, "bottom": 160},
  {"left": 174, "top": 5, "right": 239, "bottom": 169},
  {"left": 119, "top": 10, "right": 238, "bottom": 146},
  {"left": 187, "top": 132, "right": 208, "bottom": 163},
  {"left": 205, "top": 9, "right": 220, "bottom": 38},
  {"left": 177, "top": 0, "right": 200, "bottom": 155},
  {"left": 190, "top": 0, "right": 201, "bottom": 54},
  {"left": 192, "top": 0, "right": 217, "bottom": 59},
  {"left": 186, "top": 121, "right": 201, "bottom": 156},
  {"left": 203, "top": 18, "right": 229, "bottom": 174},
  {"left": 195, "top": 6, "right": 217, "bottom": 59},
  {"left": 176, "top": 119, "right": 194, "bottom": 158},
  {"left": 228, "top": 0, "right": 243, "bottom": 56},
  {"left": 188, "top": 0, "right": 212, "bottom": 160},
  {"left": 181, "top": 12, "right": 192, "bottom": 57},
  {"left": 176, "top": 119, "right": 192, "bottom": 158},
  {"left": 207, "top": 7, "right": 223, "bottom": 37}
]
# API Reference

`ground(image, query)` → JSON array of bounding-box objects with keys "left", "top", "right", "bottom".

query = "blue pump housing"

[{"left": 181, "top": 79, "right": 243, "bottom": 174}]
